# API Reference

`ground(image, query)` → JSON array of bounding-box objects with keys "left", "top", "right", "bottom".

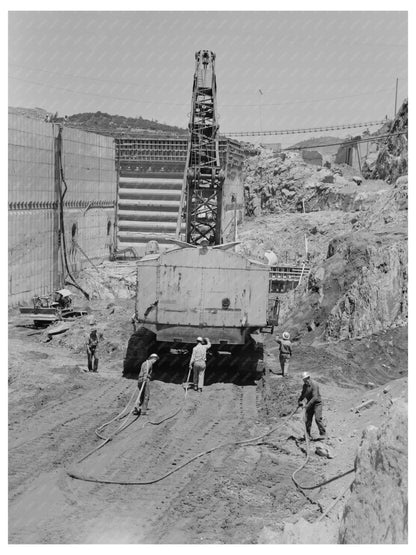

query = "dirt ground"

[{"left": 8, "top": 288, "right": 408, "bottom": 544}]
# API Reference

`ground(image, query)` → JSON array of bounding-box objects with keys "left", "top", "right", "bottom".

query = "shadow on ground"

[{"left": 122, "top": 328, "right": 263, "bottom": 386}]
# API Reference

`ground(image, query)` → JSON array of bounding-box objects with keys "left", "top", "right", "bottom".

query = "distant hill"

[
  {"left": 289, "top": 136, "right": 344, "bottom": 156},
  {"left": 9, "top": 106, "right": 50, "bottom": 120},
  {"left": 66, "top": 111, "right": 187, "bottom": 136},
  {"left": 9, "top": 107, "right": 187, "bottom": 137}
]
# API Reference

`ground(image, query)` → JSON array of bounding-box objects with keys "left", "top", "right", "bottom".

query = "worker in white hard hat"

[
  {"left": 275, "top": 331, "right": 292, "bottom": 376},
  {"left": 298, "top": 372, "right": 327, "bottom": 440},
  {"left": 189, "top": 337, "right": 211, "bottom": 392},
  {"left": 133, "top": 353, "right": 159, "bottom": 416}
]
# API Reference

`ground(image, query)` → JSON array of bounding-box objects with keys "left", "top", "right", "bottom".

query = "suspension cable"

[{"left": 224, "top": 120, "right": 387, "bottom": 137}]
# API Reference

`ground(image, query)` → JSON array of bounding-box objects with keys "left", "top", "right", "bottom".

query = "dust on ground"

[{"left": 8, "top": 280, "right": 407, "bottom": 543}]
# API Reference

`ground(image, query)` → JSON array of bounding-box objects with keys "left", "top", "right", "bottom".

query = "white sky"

[{"left": 8, "top": 10, "right": 407, "bottom": 145}]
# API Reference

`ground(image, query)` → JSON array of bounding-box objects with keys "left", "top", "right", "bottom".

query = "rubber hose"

[
  {"left": 291, "top": 408, "right": 355, "bottom": 491},
  {"left": 66, "top": 407, "right": 300, "bottom": 485}
]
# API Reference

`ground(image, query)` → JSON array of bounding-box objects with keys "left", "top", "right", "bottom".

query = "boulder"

[
  {"left": 259, "top": 518, "right": 337, "bottom": 544},
  {"left": 338, "top": 400, "right": 408, "bottom": 543},
  {"left": 315, "top": 444, "right": 334, "bottom": 458}
]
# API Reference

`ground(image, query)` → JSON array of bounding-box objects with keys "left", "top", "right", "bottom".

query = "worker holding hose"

[
  {"left": 133, "top": 353, "right": 159, "bottom": 416},
  {"left": 189, "top": 337, "right": 211, "bottom": 392},
  {"left": 298, "top": 372, "right": 327, "bottom": 440}
]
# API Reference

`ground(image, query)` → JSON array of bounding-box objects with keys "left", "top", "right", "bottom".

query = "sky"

[{"left": 8, "top": 10, "right": 408, "bottom": 145}]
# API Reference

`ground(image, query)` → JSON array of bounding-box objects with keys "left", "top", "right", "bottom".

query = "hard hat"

[
  {"left": 282, "top": 331, "right": 290, "bottom": 340},
  {"left": 302, "top": 371, "right": 310, "bottom": 380},
  {"left": 149, "top": 353, "right": 159, "bottom": 359},
  {"left": 196, "top": 337, "right": 203, "bottom": 342}
]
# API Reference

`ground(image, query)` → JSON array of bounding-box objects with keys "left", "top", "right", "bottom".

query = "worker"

[
  {"left": 86, "top": 329, "right": 99, "bottom": 372},
  {"left": 133, "top": 353, "right": 160, "bottom": 416},
  {"left": 251, "top": 192, "right": 261, "bottom": 216},
  {"left": 264, "top": 249, "right": 278, "bottom": 266},
  {"left": 189, "top": 337, "right": 211, "bottom": 392},
  {"left": 275, "top": 331, "right": 292, "bottom": 376},
  {"left": 298, "top": 372, "right": 327, "bottom": 440}
]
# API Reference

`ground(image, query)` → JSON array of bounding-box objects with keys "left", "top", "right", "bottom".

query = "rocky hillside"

[
  {"left": 280, "top": 177, "right": 407, "bottom": 342},
  {"left": 242, "top": 149, "right": 386, "bottom": 219},
  {"left": 238, "top": 145, "right": 408, "bottom": 343},
  {"left": 362, "top": 99, "right": 408, "bottom": 183},
  {"left": 289, "top": 136, "right": 344, "bottom": 156}
]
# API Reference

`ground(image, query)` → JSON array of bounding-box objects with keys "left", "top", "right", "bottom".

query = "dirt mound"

[
  {"left": 71, "top": 261, "right": 137, "bottom": 301},
  {"left": 338, "top": 398, "right": 408, "bottom": 543},
  {"left": 42, "top": 299, "right": 136, "bottom": 374}
]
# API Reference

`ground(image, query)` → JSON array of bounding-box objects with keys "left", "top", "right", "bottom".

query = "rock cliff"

[
  {"left": 338, "top": 399, "right": 408, "bottom": 543},
  {"left": 276, "top": 177, "right": 408, "bottom": 341}
]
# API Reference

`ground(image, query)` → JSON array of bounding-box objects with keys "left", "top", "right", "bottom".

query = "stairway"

[{"left": 116, "top": 175, "right": 185, "bottom": 256}]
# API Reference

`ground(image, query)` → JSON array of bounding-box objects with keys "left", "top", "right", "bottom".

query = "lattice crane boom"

[{"left": 181, "top": 50, "right": 225, "bottom": 245}]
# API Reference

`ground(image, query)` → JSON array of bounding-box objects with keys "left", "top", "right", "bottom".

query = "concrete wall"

[
  {"left": 60, "top": 127, "right": 116, "bottom": 275},
  {"left": 8, "top": 115, "right": 117, "bottom": 305}
]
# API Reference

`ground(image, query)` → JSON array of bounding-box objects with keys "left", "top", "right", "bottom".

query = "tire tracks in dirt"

[
  {"left": 57, "top": 383, "right": 259, "bottom": 543},
  {"left": 9, "top": 378, "right": 133, "bottom": 503}
]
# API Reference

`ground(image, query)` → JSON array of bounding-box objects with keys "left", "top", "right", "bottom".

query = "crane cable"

[{"left": 56, "top": 125, "right": 90, "bottom": 301}]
